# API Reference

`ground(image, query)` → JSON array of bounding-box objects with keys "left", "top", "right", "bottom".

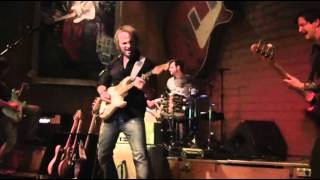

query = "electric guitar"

[
  {"left": 99, "top": 62, "right": 169, "bottom": 120},
  {"left": 74, "top": 97, "right": 102, "bottom": 179},
  {"left": 250, "top": 40, "right": 317, "bottom": 112},
  {"left": 2, "top": 82, "right": 29, "bottom": 123},
  {"left": 47, "top": 110, "right": 80, "bottom": 176},
  {"left": 53, "top": 1, "right": 96, "bottom": 23},
  {"left": 58, "top": 109, "right": 83, "bottom": 178}
]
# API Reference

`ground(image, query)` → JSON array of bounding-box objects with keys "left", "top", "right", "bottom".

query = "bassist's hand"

[
  {"left": 8, "top": 101, "right": 20, "bottom": 112},
  {"left": 283, "top": 74, "right": 304, "bottom": 90}
]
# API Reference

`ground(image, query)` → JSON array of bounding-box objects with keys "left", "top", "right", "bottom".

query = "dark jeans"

[
  {"left": 311, "top": 136, "right": 320, "bottom": 179},
  {"left": 18, "top": 104, "right": 42, "bottom": 142},
  {"left": 97, "top": 115, "right": 149, "bottom": 179}
]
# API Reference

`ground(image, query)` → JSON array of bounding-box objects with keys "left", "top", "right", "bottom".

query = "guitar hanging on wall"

[
  {"left": 166, "top": 1, "right": 233, "bottom": 77},
  {"left": 52, "top": 1, "right": 96, "bottom": 23}
]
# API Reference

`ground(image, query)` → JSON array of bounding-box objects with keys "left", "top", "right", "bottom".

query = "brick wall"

[{"left": 210, "top": 1, "right": 320, "bottom": 156}]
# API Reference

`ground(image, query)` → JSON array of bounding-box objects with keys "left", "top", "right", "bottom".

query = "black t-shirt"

[{"left": 97, "top": 51, "right": 155, "bottom": 120}]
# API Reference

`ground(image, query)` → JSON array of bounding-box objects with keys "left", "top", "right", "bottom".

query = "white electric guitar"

[
  {"left": 53, "top": 1, "right": 96, "bottom": 23},
  {"left": 99, "top": 63, "right": 169, "bottom": 120}
]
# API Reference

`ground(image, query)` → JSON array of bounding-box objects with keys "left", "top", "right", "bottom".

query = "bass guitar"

[
  {"left": 99, "top": 62, "right": 169, "bottom": 120},
  {"left": 2, "top": 82, "right": 29, "bottom": 123},
  {"left": 250, "top": 40, "right": 317, "bottom": 112},
  {"left": 47, "top": 110, "right": 81, "bottom": 176}
]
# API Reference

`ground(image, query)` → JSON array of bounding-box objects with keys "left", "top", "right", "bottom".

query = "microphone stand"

[
  {"left": 0, "top": 25, "right": 39, "bottom": 56},
  {"left": 218, "top": 68, "right": 229, "bottom": 144}
]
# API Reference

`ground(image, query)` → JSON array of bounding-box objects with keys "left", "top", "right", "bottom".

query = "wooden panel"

[{"left": 168, "top": 157, "right": 310, "bottom": 179}]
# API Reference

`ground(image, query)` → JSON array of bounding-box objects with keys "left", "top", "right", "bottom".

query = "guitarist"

[
  {"left": 0, "top": 57, "right": 19, "bottom": 166},
  {"left": 0, "top": 57, "right": 42, "bottom": 166},
  {"left": 96, "top": 25, "right": 157, "bottom": 179},
  {"left": 286, "top": 9, "right": 320, "bottom": 179}
]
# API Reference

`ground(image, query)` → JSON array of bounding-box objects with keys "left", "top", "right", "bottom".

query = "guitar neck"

[
  {"left": 84, "top": 114, "right": 97, "bottom": 151},
  {"left": 271, "top": 61, "right": 290, "bottom": 78},
  {"left": 54, "top": 12, "right": 76, "bottom": 22},
  {"left": 121, "top": 70, "right": 154, "bottom": 94},
  {"left": 64, "top": 117, "right": 79, "bottom": 149},
  {"left": 0, "top": 99, "right": 11, "bottom": 108}
]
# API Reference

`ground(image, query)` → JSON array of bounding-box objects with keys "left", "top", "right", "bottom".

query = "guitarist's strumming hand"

[
  {"left": 97, "top": 85, "right": 111, "bottom": 104},
  {"left": 283, "top": 74, "right": 304, "bottom": 90},
  {"left": 0, "top": 99, "right": 20, "bottom": 112}
]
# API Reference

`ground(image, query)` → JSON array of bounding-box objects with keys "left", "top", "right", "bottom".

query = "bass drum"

[{"left": 160, "top": 94, "right": 187, "bottom": 120}]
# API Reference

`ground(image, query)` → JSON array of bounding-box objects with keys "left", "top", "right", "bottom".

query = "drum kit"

[{"left": 150, "top": 87, "right": 223, "bottom": 150}]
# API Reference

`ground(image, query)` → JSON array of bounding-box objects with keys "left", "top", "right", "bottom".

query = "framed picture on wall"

[{"left": 29, "top": 1, "right": 120, "bottom": 86}]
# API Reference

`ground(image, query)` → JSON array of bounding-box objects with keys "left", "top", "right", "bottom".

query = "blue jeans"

[{"left": 97, "top": 115, "right": 149, "bottom": 179}]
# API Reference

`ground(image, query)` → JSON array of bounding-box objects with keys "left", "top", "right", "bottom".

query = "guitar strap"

[{"left": 130, "top": 56, "right": 146, "bottom": 80}]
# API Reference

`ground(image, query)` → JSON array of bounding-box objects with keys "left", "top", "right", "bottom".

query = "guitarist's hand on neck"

[
  {"left": 133, "top": 77, "right": 146, "bottom": 90},
  {"left": 283, "top": 74, "right": 305, "bottom": 90}
]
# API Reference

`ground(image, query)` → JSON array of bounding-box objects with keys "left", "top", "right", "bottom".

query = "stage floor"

[{"left": 167, "top": 156, "right": 310, "bottom": 179}]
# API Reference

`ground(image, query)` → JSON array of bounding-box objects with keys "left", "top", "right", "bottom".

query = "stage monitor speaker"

[{"left": 226, "top": 120, "right": 287, "bottom": 161}]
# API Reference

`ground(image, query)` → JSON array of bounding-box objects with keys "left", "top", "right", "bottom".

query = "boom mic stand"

[
  {"left": 218, "top": 68, "right": 229, "bottom": 144},
  {"left": 0, "top": 25, "right": 39, "bottom": 56}
]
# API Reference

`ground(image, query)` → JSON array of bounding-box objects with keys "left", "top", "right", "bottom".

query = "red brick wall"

[{"left": 210, "top": 1, "right": 320, "bottom": 156}]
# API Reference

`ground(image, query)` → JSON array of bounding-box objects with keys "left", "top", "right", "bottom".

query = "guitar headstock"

[
  {"left": 73, "top": 109, "right": 82, "bottom": 122},
  {"left": 250, "top": 40, "right": 276, "bottom": 64},
  {"left": 92, "top": 97, "right": 101, "bottom": 115}
]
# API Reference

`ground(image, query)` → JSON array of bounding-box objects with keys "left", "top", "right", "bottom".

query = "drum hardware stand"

[{"left": 218, "top": 68, "right": 229, "bottom": 144}]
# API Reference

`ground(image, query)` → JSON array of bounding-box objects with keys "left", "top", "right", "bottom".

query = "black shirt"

[{"left": 97, "top": 51, "right": 155, "bottom": 120}]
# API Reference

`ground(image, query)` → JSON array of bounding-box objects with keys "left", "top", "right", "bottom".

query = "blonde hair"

[{"left": 113, "top": 25, "right": 138, "bottom": 50}]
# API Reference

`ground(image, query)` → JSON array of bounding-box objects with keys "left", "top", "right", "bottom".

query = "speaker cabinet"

[{"left": 225, "top": 120, "right": 287, "bottom": 161}]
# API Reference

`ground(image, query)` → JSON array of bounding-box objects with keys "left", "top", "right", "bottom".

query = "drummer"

[{"left": 148, "top": 59, "right": 193, "bottom": 145}]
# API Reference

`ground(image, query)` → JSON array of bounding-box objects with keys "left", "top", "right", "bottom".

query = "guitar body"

[
  {"left": 166, "top": 1, "right": 233, "bottom": 76},
  {"left": 57, "top": 147, "right": 73, "bottom": 177},
  {"left": 47, "top": 145, "right": 65, "bottom": 176},
  {"left": 2, "top": 90, "right": 26, "bottom": 123},
  {"left": 72, "top": 1, "right": 96, "bottom": 23},
  {"left": 54, "top": 1, "right": 96, "bottom": 23},
  {"left": 99, "top": 76, "right": 132, "bottom": 120}
]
